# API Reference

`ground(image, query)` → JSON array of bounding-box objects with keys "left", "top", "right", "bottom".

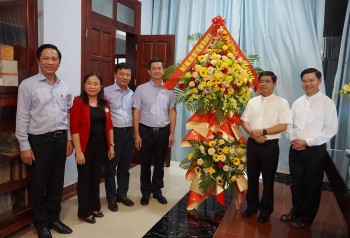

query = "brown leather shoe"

[{"left": 117, "top": 196, "right": 134, "bottom": 206}]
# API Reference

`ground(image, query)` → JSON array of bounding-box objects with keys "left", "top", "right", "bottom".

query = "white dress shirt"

[
  {"left": 241, "top": 94, "right": 292, "bottom": 140},
  {"left": 286, "top": 91, "right": 338, "bottom": 146}
]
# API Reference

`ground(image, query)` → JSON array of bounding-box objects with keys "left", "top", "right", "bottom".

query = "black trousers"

[
  {"left": 289, "top": 144, "right": 327, "bottom": 224},
  {"left": 29, "top": 132, "right": 67, "bottom": 231},
  {"left": 105, "top": 127, "right": 134, "bottom": 203},
  {"left": 139, "top": 124, "right": 169, "bottom": 196},
  {"left": 77, "top": 136, "right": 107, "bottom": 219},
  {"left": 246, "top": 138, "right": 279, "bottom": 214}
]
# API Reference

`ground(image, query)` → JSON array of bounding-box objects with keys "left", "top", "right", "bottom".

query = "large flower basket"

[{"left": 163, "top": 16, "right": 258, "bottom": 210}]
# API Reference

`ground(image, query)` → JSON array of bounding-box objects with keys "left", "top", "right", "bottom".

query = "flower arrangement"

[
  {"left": 338, "top": 83, "right": 350, "bottom": 99},
  {"left": 180, "top": 131, "right": 247, "bottom": 194},
  {"left": 175, "top": 29, "right": 258, "bottom": 121}
]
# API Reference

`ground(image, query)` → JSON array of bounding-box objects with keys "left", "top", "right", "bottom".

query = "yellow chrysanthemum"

[
  {"left": 208, "top": 140, "right": 217, "bottom": 147},
  {"left": 231, "top": 175, "right": 237, "bottom": 182},
  {"left": 228, "top": 88, "right": 235, "bottom": 95},
  {"left": 207, "top": 81, "right": 213, "bottom": 87},
  {"left": 222, "top": 45, "right": 228, "bottom": 51},
  {"left": 204, "top": 167, "right": 215, "bottom": 175},
  {"left": 214, "top": 72, "right": 221, "bottom": 79},
  {"left": 210, "top": 53, "right": 217, "bottom": 60},
  {"left": 237, "top": 147, "right": 244, "bottom": 154},
  {"left": 185, "top": 72, "right": 191, "bottom": 79},
  {"left": 187, "top": 153, "right": 193, "bottom": 160}
]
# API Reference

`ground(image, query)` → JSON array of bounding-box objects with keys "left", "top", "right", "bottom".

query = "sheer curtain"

[
  {"left": 147, "top": 0, "right": 326, "bottom": 169},
  {"left": 148, "top": 0, "right": 243, "bottom": 162},
  {"left": 239, "top": 0, "right": 325, "bottom": 169},
  {"left": 332, "top": 3, "right": 350, "bottom": 151}
]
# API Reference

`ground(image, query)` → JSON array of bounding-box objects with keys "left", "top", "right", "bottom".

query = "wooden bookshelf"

[{"left": 0, "top": 0, "right": 38, "bottom": 236}]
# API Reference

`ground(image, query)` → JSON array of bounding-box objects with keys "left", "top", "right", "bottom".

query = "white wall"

[{"left": 38, "top": 0, "right": 82, "bottom": 186}]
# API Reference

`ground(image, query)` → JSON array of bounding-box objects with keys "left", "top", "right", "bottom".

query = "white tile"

[{"left": 9, "top": 162, "right": 189, "bottom": 238}]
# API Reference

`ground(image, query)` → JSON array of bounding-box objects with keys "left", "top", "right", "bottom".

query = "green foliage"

[
  {"left": 179, "top": 158, "right": 191, "bottom": 170},
  {"left": 199, "top": 173, "right": 216, "bottom": 194},
  {"left": 187, "top": 33, "right": 203, "bottom": 46}
]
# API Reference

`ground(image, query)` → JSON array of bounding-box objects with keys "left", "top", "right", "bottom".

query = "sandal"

[
  {"left": 291, "top": 219, "right": 310, "bottom": 229},
  {"left": 280, "top": 213, "right": 297, "bottom": 222}
]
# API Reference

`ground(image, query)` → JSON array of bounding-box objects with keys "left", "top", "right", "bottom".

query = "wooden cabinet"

[{"left": 0, "top": 0, "right": 37, "bottom": 236}]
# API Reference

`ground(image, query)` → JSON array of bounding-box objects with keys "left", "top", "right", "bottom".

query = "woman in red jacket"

[{"left": 70, "top": 72, "right": 114, "bottom": 224}]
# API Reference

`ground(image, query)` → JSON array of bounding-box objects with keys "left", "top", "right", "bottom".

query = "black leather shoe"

[
  {"left": 92, "top": 211, "right": 104, "bottom": 218},
  {"left": 49, "top": 221, "right": 73, "bottom": 234},
  {"left": 153, "top": 194, "right": 168, "bottom": 204},
  {"left": 83, "top": 215, "right": 96, "bottom": 224},
  {"left": 242, "top": 208, "right": 258, "bottom": 218},
  {"left": 140, "top": 195, "right": 150, "bottom": 206},
  {"left": 38, "top": 227, "right": 52, "bottom": 238},
  {"left": 108, "top": 201, "right": 118, "bottom": 212},
  {"left": 117, "top": 196, "right": 135, "bottom": 206},
  {"left": 258, "top": 212, "right": 270, "bottom": 223}
]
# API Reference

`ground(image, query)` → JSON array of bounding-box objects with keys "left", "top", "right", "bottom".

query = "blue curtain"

[
  {"left": 147, "top": 0, "right": 326, "bottom": 170},
  {"left": 239, "top": 0, "right": 325, "bottom": 169},
  {"left": 332, "top": 3, "right": 350, "bottom": 151}
]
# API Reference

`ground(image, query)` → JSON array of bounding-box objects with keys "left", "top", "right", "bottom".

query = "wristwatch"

[{"left": 262, "top": 129, "right": 267, "bottom": 136}]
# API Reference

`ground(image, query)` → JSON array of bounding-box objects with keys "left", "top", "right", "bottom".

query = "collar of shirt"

[
  {"left": 36, "top": 71, "right": 60, "bottom": 84},
  {"left": 305, "top": 90, "right": 322, "bottom": 101},
  {"left": 113, "top": 82, "right": 130, "bottom": 93},
  {"left": 149, "top": 80, "right": 163, "bottom": 88}
]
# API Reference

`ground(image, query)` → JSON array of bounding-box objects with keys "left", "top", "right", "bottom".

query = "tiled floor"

[{"left": 8, "top": 164, "right": 349, "bottom": 238}]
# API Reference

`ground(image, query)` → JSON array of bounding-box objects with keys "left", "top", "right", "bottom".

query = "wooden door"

[
  {"left": 83, "top": 17, "right": 116, "bottom": 86},
  {"left": 136, "top": 35, "right": 175, "bottom": 86}
]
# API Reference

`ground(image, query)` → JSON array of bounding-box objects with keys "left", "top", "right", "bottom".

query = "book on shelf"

[
  {"left": 0, "top": 160, "right": 11, "bottom": 183},
  {"left": 0, "top": 193, "right": 12, "bottom": 215}
]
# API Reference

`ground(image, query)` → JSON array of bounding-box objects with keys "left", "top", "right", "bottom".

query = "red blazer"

[{"left": 70, "top": 97, "right": 113, "bottom": 153}]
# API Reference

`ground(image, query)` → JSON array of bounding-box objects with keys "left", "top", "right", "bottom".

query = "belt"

[
  {"left": 249, "top": 137, "right": 279, "bottom": 145},
  {"left": 114, "top": 126, "right": 133, "bottom": 131},
  {"left": 32, "top": 130, "right": 67, "bottom": 138},
  {"left": 140, "top": 123, "right": 169, "bottom": 132}
]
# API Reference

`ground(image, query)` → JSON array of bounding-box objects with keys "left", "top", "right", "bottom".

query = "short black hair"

[
  {"left": 258, "top": 71, "right": 277, "bottom": 83},
  {"left": 147, "top": 58, "right": 166, "bottom": 69},
  {"left": 36, "top": 44, "right": 62, "bottom": 61},
  {"left": 300, "top": 68, "right": 322, "bottom": 80},
  {"left": 114, "top": 62, "right": 131, "bottom": 72}
]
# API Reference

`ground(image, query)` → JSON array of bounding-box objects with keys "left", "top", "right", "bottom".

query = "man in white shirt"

[
  {"left": 241, "top": 71, "right": 292, "bottom": 223},
  {"left": 280, "top": 68, "right": 338, "bottom": 228}
]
